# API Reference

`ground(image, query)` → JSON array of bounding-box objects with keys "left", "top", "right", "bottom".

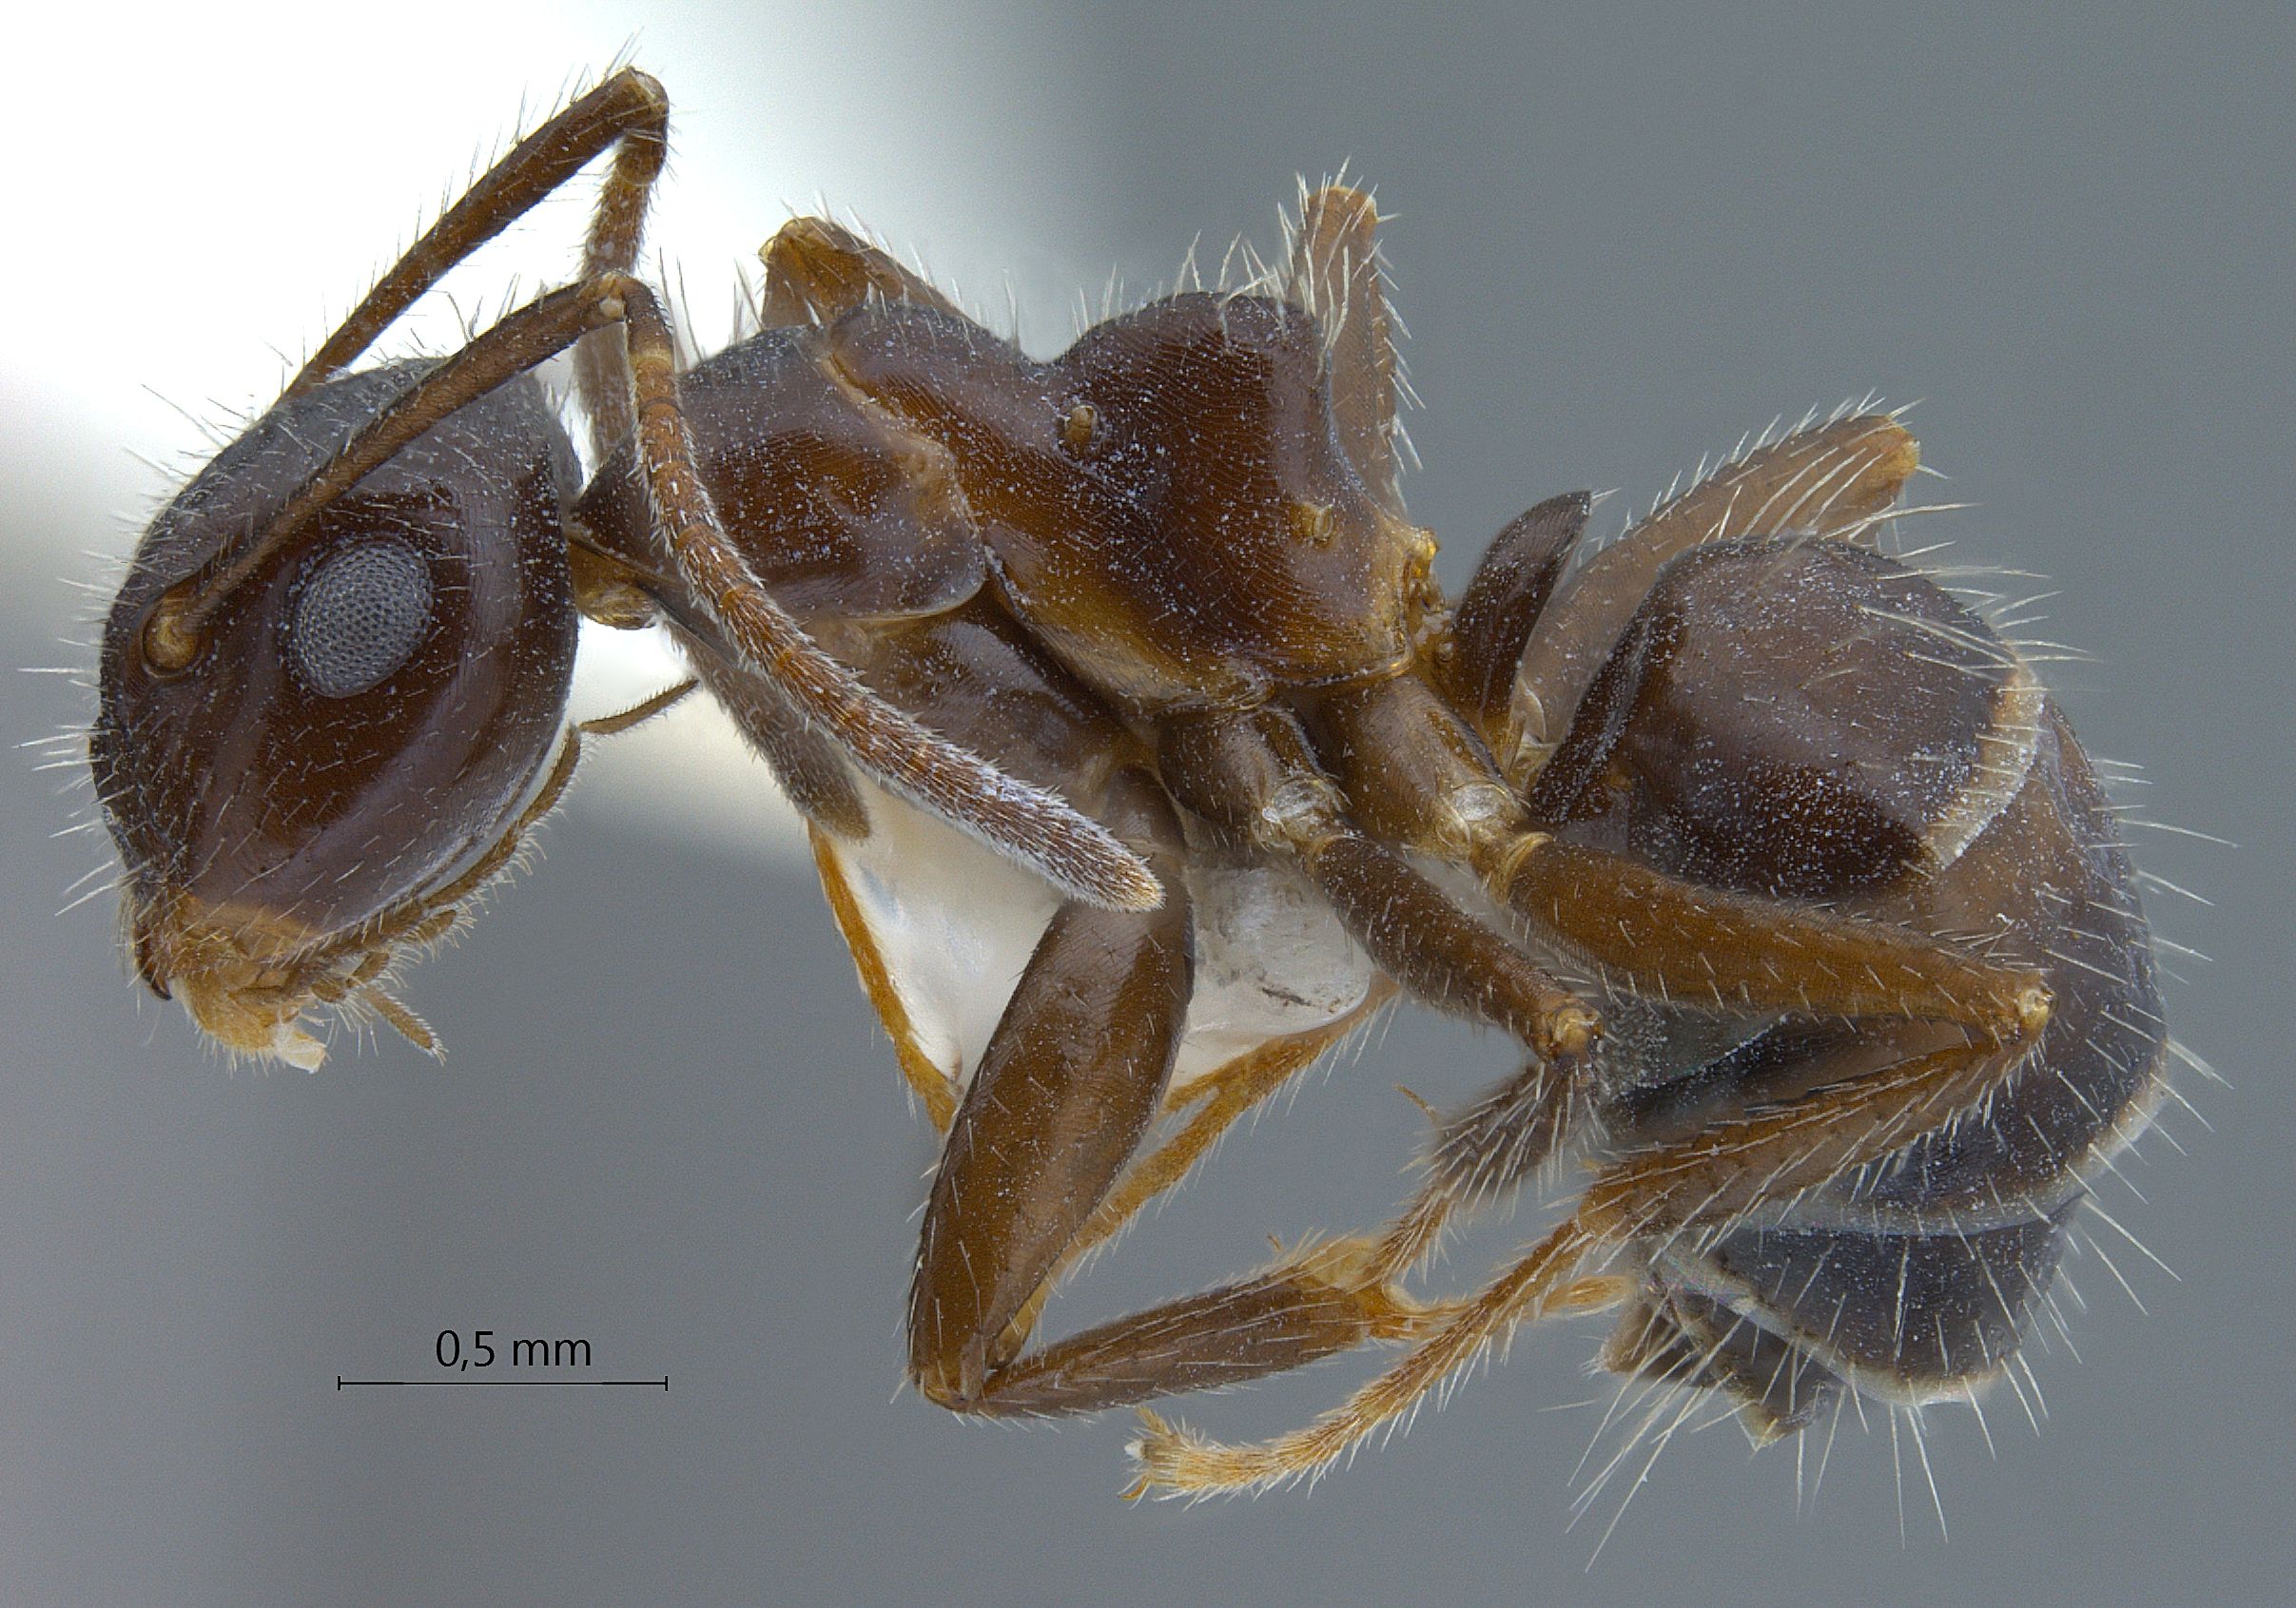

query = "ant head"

[{"left": 89, "top": 363, "right": 581, "bottom": 1066}]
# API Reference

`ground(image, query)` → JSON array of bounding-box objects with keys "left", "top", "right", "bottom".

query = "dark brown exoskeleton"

[{"left": 88, "top": 71, "right": 2169, "bottom": 1499}]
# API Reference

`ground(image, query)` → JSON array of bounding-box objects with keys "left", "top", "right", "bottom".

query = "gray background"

[{"left": 4, "top": 4, "right": 2288, "bottom": 1604}]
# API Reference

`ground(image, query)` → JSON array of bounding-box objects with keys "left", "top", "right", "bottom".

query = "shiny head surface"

[{"left": 90, "top": 366, "right": 579, "bottom": 1066}]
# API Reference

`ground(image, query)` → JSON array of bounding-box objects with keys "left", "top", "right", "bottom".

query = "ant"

[{"left": 88, "top": 68, "right": 2169, "bottom": 1499}]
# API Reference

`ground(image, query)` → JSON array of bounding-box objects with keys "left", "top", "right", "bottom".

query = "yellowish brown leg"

[
  {"left": 962, "top": 1239, "right": 1437, "bottom": 1423},
  {"left": 1128, "top": 1032, "right": 2029, "bottom": 1495},
  {"left": 909, "top": 900, "right": 1194, "bottom": 1405},
  {"left": 1160, "top": 705, "right": 1597, "bottom": 1063},
  {"left": 808, "top": 825, "right": 960, "bottom": 1132},
  {"left": 990, "top": 988, "right": 1394, "bottom": 1366},
  {"left": 1487, "top": 835, "right": 2052, "bottom": 1041},
  {"left": 1366, "top": 1050, "right": 1589, "bottom": 1287},
  {"left": 909, "top": 773, "right": 1195, "bottom": 1408},
  {"left": 918, "top": 1014, "right": 1437, "bottom": 1423}
]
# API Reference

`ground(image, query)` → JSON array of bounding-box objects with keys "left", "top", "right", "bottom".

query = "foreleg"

[
  {"left": 987, "top": 990, "right": 1393, "bottom": 1369},
  {"left": 911, "top": 759, "right": 1429, "bottom": 1415},
  {"left": 910, "top": 771, "right": 1193, "bottom": 1406}
]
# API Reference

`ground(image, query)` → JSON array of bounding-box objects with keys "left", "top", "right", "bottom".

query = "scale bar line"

[{"left": 336, "top": 1377, "right": 670, "bottom": 1390}]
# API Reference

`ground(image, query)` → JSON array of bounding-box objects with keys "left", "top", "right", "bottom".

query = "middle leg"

[
  {"left": 1302, "top": 670, "right": 2048, "bottom": 1284},
  {"left": 1129, "top": 1030, "right": 2032, "bottom": 1495}
]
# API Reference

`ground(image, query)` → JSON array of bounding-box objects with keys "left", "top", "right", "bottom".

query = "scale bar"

[{"left": 337, "top": 1377, "right": 669, "bottom": 1390}]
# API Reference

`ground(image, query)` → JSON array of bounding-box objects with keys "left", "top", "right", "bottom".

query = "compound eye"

[{"left": 287, "top": 538, "right": 434, "bottom": 698}]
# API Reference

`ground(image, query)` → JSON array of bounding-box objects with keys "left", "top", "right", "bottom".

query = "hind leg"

[
  {"left": 1310, "top": 673, "right": 2046, "bottom": 1060},
  {"left": 1129, "top": 1030, "right": 2030, "bottom": 1494}
]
